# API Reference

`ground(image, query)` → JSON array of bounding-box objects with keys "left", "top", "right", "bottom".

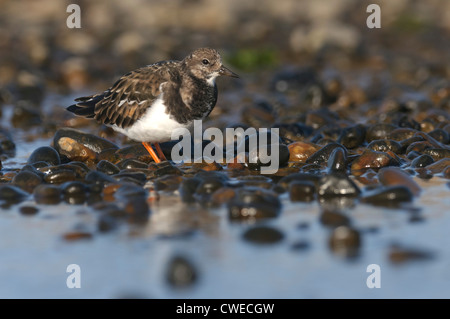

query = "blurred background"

[{"left": 0, "top": 0, "right": 449, "bottom": 99}]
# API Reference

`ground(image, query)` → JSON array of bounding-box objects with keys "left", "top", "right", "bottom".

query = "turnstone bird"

[{"left": 67, "top": 47, "right": 238, "bottom": 163}]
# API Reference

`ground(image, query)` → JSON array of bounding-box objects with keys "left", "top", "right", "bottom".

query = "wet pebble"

[
  {"left": 289, "top": 181, "right": 316, "bottom": 202},
  {"left": 112, "top": 171, "right": 147, "bottom": 185},
  {"left": 61, "top": 181, "right": 88, "bottom": 204},
  {"left": 378, "top": 167, "right": 421, "bottom": 196},
  {"left": 415, "top": 168, "right": 433, "bottom": 180},
  {"left": 401, "top": 136, "right": 426, "bottom": 151},
  {"left": 39, "top": 163, "right": 88, "bottom": 179},
  {"left": 390, "top": 113, "right": 420, "bottom": 130},
  {"left": 277, "top": 173, "right": 320, "bottom": 191},
  {"left": 228, "top": 188, "right": 281, "bottom": 220},
  {"left": 114, "top": 184, "right": 147, "bottom": 201},
  {"left": 287, "top": 141, "right": 320, "bottom": 163},
  {"left": 92, "top": 202, "right": 127, "bottom": 219},
  {"left": 117, "top": 159, "right": 148, "bottom": 170},
  {"left": 179, "top": 177, "right": 202, "bottom": 203},
  {"left": 23, "top": 163, "right": 46, "bottom": 176},
  {"left": 85, "top": 170, "right": 117, "bottom": 188},
  {"left": 405, "top": 141, "right": 434, "bottom": 155},
  {"left": 320, "top": 210, "right": 351, "bottom": 228},
  {"left": 152, "top": 161, "right": 183, "bottom": 177},
  {"left": 367, "top": 139, "right": 403, "bottom": 154},
  {"left": 210, "top": 187, "right": 236, "bottom": 206},
  {"left": 54, "top": 136, "right": 98, "bottom": 162},
  {"left": 425, "top": 158, "right": 450, "bottom": 174},
  {"left": 388, "top": 244, "right": 434, "bottom": 264},
  {"left": 115, "top": 144, "right": 153, "bottom": 163},
  {"left": 63, "top": 231, "right": 93, "bottom": 241},
  {"left": 366, "top": 123, "right": 397, "bottom": 143},
  {"left": 355, "top": 169, "right": 379, "bottom": 185},
  {"left": 351, "top": 149, "right": 399, "bottom": 174},
  {"left": 96, "top": 160, "right": 120, "bottom": 175},
  {"left": 389, "top": 128, "right": 418, "bottom": 141},
  {"left": 361, "top": 186, "right": 413, "bottom": 207},
  {"left": 422, "top": 148, "right": 450, "bottom": 161},
  {"left": 410, "top": 154, "right": 434, "bottom": 168},
  {"left": 33, "top": 184, "right": 61, "bottom": 205},
  {"left": 11, "top": 170, "right": 43, "bottom": 193},
  {"left": 310, "top": 134, "right": 337, "bottom": 146},
  {"left": 54, "top": 128, "right": 119, "bottom": 154},
  {"left": 428, "top": 128, "right": 449, "bottom": 144},
  {"left": 444, "top": 166, "right": 450, "bottom": 179},
  {"left": 247, "top": 143, "right": 290, "bottom": 172},
  {"left": 19, "top": 206, "right": 39, "bottom": 216},
  {"left": 97, "top": 214, "right": 119, "bottom": 233},
  {"left": 328, "top": 226, "right": 361, "bottom": 258},
  {"left": 102, "top": 184, "right": 121, "bottom": 200},
  {"left": 415, "top": 131, "right": 449, "bottom": 149},
  {"left": 406, "top": 150, "right": 422, "bottom": 160},
  {"left": 61, "top": 181, "right": 88, "bottom": 196},
  {"left": 0, "top": 132, "right": 16, "bottom": 157},
  {"left": 27, "top": 146, "right": 60, "bottom": 166},
  {"left": 194, "top": 177, "right": 226, "bottom": 202},
  {"left": 125, "top": 197, "right": 150, "bottom": 224},
  {"left": 273, "top": 123, "right": 313, "bottom": 141},
  {"left": 0, "top": 185, "right": 30, "bottom": 203},
  {"left": 154, "top": 175, "right": 183, "bottom": 192},
  {"left": 327, "top": 147, "right": 347, "bottom": 173},
  {"left": 318, "top": 172, "right": 361, "bottom": 198},
  {"left": 44, "top": 169, "right": 77, "bottom": 184},
  {"left": 337, "top": 124, "right": 366, "bottom": 149},
  {"left": 306, "top": 143, "right": 347, "bottom": 166},
  {"left": 97, "top": 148, "right": 121, "bottom": 164},
  {"left": 242, "top": 225, "right": 284, "bottom": 244},
  {"left": 0, "top": 172, "right": 16, "bottom": 183},
  {"left": 166, "top": 255, "right": 198, "bottom": 288}
]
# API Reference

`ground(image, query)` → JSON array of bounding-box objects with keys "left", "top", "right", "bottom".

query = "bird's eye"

[{"left": 202, "top": 59, "right": 209, "bottom": 65}]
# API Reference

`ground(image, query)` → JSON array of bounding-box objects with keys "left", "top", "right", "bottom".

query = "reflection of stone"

[{"left": 329, "top": 226, "right": 361, "bottom": 259}]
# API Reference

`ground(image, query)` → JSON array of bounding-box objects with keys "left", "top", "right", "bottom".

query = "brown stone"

[{"left": 288, "top": 141, "right": 320, "bottom": 163}]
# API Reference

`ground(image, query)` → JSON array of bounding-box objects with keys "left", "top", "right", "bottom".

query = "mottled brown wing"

[{"left": 92, "top": 61, "right": 179, "bottom": 128}]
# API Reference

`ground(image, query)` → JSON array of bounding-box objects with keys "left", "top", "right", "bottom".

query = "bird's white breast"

[{"left": 110, "top": 96, "right": 192, "bottom": 143}]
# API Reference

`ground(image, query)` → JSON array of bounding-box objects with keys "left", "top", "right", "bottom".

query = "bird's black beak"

[{"left": 219, "top": 65, "right": 239, "bottom": 78}]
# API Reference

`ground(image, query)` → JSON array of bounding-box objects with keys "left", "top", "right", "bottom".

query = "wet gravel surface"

[
  {"left": 1, "top": 0, "right": 450, "bottom": 299},
  {"left": 0, "top": 84, "right": 449, "bottom": 298}
]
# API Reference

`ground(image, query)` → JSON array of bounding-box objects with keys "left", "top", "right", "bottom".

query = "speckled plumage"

[
  {"left": 66, "top": 47, "right": 238, "bottom": 162},
  {"left": 68, "top": 48, "right": 236, "bottom": 134}
]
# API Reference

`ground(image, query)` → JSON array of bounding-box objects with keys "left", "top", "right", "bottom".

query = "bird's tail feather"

[
  {"left": 66, "top": 94, "right": 103, "bottom": 118},
  {"left": 66, "top": 104, "right": 95, "bottom": 118}
]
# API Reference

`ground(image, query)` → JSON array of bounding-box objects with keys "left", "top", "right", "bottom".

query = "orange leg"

[
  {"left": 154, "top": 143, "right": 167, "bottom": 161},
  {"left": 142, "top": 142, "right": 161, "bottom": 163}
]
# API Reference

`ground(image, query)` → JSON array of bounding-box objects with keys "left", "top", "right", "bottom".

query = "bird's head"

[{"left": 183, "top": 47, "right": 239, "bottom": 85}]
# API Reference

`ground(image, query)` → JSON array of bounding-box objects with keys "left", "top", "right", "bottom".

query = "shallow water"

[
  {"left": 0, "top": 115, "right": 449, "bottom": 298},
  {"left": 1, "top": 0, "right": 449, "bottom": 300}
]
